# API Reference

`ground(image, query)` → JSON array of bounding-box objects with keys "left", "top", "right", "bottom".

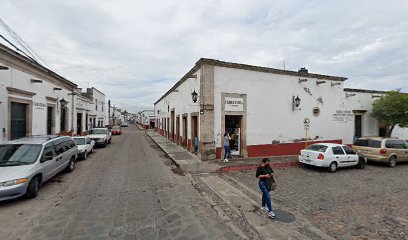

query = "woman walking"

[
  {"left": 223, "top": 132, "right": 231, "bottom": 162},
  {"left": 256, "top": 158, "right": 276, "bottom": 219}
]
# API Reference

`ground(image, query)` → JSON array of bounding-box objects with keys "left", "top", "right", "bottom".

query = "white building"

[
  {"left": 82, "top": 87, "right": 107, "bottom": 128},
  {"left": 139, "top": 110, "right": 155, "bottom": 129},
  {"left": 73, "top": 89, "right": 94, "bottom": 135},
  {"left": 154, "top": 58, "right": 408, "bottom": 160},
  {"left": 0, "top": 42, "right": 77, "bottom": 142}
]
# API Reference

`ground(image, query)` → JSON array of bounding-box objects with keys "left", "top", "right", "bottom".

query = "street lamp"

[
  {"left": 60, "top": 98, "right": 68, "bottom": 107},
  {"left": 292, "top": 95, "right": 301, "bottom": 111},
  {"left": 191, "top": 89, "right": 198, "bottom": 103}
]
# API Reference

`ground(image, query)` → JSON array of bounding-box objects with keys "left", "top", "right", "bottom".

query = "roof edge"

[{"left": 154, "top": 58, "right": 348, "bottom": 105}]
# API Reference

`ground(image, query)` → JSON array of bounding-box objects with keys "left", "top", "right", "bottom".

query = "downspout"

[{"left": 71, "top": 90, "right": 75, "bottom": 136}]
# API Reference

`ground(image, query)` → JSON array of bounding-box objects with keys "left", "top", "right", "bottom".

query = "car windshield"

[
  {"left": 354, "top": 139, "right": 382, "bottom": 148},
  {"left": 0, "top": 144, "right": 42, "bottom": 166},
  {"left": 89, "top": 129, "right": 106, "bottom": 134},
  {"left": 74, "top": 138, "right": 85, "bottom": 145},
  {"left": 113, "top": 127, "right": 120, "bottom": 130},
  {"left": 306, "top": 144, "right": 328, "bottom": 152}
]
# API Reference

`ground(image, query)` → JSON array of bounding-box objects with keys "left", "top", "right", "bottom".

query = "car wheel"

[
  {"left": 357, "top": 157, "right": 366, "bottom": 169},
  {"left": 25, "top": 177, "right": 39, "bottom": 199},
  {"left": 66, "top": 157, "right": 76, "bottom": 172},
  {"left": 104, "top": 141, "right": 107, "bottom": 147},
  {"left": 388, "top": 156, "right": 397, "bottom": 168},
  {"left": 83, "top": 151, "right": 87, "bottom": 160},
  {"left": 328, "top": 162, "right": 337, "bottom": 173},
  {"left": 90, "top": 148, "right": 93, "bottom": 154},
  {"left": 109, "top": 138, "right": 112, "bottom": 144}
]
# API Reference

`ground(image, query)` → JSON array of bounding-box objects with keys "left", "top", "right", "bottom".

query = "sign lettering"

[{"left": 225, "top": 97, "right": 244, "bottom": 112}]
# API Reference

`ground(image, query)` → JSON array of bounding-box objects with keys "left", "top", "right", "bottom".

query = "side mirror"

[{"left": 41, "top": 155, "right": 53, "bottom": 162}]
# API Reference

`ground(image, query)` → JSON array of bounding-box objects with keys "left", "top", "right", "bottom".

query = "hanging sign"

[{"left": 225, "top": 97, "right": 244, "bottom": 112}]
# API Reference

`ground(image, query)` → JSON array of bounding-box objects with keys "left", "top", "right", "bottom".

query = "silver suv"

[{"left": 0, "top": 136, "right": 78, "bottom": 201}]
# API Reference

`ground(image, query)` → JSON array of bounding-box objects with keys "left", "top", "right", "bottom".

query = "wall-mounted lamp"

[
  {"left": 292, "top": 95, "right": 301, "bottom": 111},
  {"left": 54, "top": 87, "right": 62, "bottom": 91},
  {"left": 0, "top": 66, "right": 9, "bottom": 70},
  {"left": 331, "top": 82, "right": 341, "bottom": 86},
  {"left": 60, "top": 98, "right": 68, "bottom": 107},
  {"left": 31, "top": 79, "right": 43, "bottom": 83},
  {"left": 157, "top": 109, "right": 160, "bottom": 115},
  {"left": 191, "top": 89, "right": 198, "bottom": 103},
  {"left": 346, "top": 93, "right": 356, "bottom": 98},
  {"left": 298, "top": 78, "right": 308, "bottom": 83},
  {"left": 190, "top": 74, "right": 197, "bottom": 79}
]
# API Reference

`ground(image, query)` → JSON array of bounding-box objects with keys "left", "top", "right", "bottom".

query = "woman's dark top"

[{"left": 256, "top": 164, "right": 274, "bottom": 182}]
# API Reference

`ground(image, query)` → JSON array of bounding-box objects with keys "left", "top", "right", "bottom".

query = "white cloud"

[{"left": 1, "top": 0, "right": 407, "bottom": 112}]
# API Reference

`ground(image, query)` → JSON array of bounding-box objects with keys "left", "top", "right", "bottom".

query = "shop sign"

[
  {"left": 34, "top": 102, "right": 47, "bottom": 110},
  {"left": 333, "top": 110, "right": 353, "bottom": 123},
  {"left": 225, "top": 97, "right": 244, "bottom": 112}
]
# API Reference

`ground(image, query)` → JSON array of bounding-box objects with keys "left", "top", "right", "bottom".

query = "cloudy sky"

[{"left": 1, "top": 0, "right": 407, "bottom": 112}]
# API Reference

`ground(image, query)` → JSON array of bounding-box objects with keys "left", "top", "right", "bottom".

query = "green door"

[{"left": 11, "top": 102, "right": 27, "bottom": 140}]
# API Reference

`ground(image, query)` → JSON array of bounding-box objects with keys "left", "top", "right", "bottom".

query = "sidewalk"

[{"left": 146, "top": 130, "right": 299, "bottom": 173}]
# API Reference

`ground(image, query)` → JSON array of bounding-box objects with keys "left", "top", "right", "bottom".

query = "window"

[
  {"left": 0, "top": 144, "right": 42, "bottom": 165},
  {"left": 102, "top": 102, "right": 104, "bottom": 112},
  {"left": 306, "top": 144, "right": 328, "bottom": 153},
  {"left": 385, "top": 140, "right": 407, "bottom": 149},
  {"left": 353, "top": 139, "right": 382, "bottom": 148},
  {"left": 332, "top": 146, "right": 345, "bottom": 155},
  {"left": 95, "top": 99, "right": 98, "bottom": 111},
  {"left": 55, "top": 141, "right": 66, "bottom": 155},
  {"left": 42, "top": 143, "right": 55, "bottom": 161},
  {"left": 342, "top": 146, "right": 356, "bottom": 155}
]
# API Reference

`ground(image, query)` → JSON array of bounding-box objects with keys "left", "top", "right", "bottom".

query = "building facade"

[
  {"left": 0, "top": 43, "right": 77, "bottom": 143},
  {"left": 82, "top": 87, "right": 107, "bottom": 128},
  {"left": 154, "top": 58, "right": 408, "bottom": 160}
]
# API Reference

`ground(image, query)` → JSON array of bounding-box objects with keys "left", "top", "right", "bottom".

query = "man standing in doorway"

[{"left": 224, "top": 132, "right": 231, "bottom": 162}]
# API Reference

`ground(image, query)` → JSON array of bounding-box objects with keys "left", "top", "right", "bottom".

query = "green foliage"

[{"left": 371, "top": 91, "right": 408, "bottom": 130}]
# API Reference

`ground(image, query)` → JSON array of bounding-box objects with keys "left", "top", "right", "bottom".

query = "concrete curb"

[
  {"left": 145, "top": 131, "right": 181, "bottom": 168},
  {"left": 217, "top": 161, "right": 300, "bottom": 172}
]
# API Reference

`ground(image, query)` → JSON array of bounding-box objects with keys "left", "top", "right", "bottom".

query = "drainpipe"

[{"left": 71, "top": 90, "right": 75, "bottom": 136}]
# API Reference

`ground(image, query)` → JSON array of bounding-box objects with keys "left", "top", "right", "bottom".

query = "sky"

[{"left": 1, "top": 0, "right": 407, "bottom": 113}]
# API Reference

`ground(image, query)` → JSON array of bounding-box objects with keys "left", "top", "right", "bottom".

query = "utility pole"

[{"left": 108, "top": 100, "right": 111, "bottom": 125}]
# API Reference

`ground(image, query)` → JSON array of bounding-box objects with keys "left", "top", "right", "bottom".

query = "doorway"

[
  {"left": 225, "top": 115, "right": 242, "bottom": 156},
  {"left": 182, "top": 116, "right": 187, "bottom": 147},
  {"left": 354, "top": 115, "right": 362, "bottom": 138},
  {"left": 176, "top": 116, "right": 180, "bottom": 145},
  {"left": 11, "top": 102, "right": 28, "bottom": 140},
  {"left": 77, "top": 113, "right": 83, "bottom": 134},
  {"left": 171, "top": 111, "right": 175, "bottom": 141},
  {"left": 47, "top": 106, "right": 54, "bottom": 135},
  {"left": 60, "top": 107, "right": 67, "bottom": 132}
]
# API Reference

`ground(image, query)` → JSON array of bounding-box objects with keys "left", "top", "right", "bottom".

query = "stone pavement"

[{"left": 146, "top": 130, "right": 299, "bottom": 173}]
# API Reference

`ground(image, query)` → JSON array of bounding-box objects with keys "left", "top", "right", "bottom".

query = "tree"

[{"left": 371, "top": 91, "right": 408, "bottom": 137}]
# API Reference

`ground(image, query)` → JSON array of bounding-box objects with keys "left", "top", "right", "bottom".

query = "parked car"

[
  {"left": 111, "top": 126, "right": 122, "bottom": 135},
  {"left": 73, "top": 136, "right": 94, "bottom": 160},
  {"left": 352, "top": 137, "right": 408, "bottom": 167},
  {"left": 121, "top": 122, "right": 128, "bottom": 127},
  {"left": 88, "top": 128, "right": 112, "bottom": 147},
  {"left": 0, "top": 136, "right": 77, "bottom": 201},
  {"left": 299, "top": 143, "right": 366, "bottom": 173}
]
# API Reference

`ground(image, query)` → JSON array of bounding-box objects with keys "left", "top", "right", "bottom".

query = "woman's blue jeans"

[
  {"left": 259, "top": 180, "right": 273, "bottom": 212},
  {"left": 224, "top": 146, "right": 231, "bottom": 159}
]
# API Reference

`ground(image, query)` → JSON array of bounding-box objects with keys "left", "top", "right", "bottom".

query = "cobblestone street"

[
  {"left": 0, "top": 126, "right": 236, "bottom": 240},
  {"left": 224, "top": 162, "right": 408, "bottom": 240}
]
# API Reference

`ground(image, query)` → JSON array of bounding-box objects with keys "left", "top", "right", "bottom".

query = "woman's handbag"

[{"left": 266, "top": 178, "right": 277, "bottom": 191}]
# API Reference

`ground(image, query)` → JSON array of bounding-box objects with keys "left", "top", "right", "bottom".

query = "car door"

[
  {"left": 331, "top": 146, "right": 347, "bottom": 167},
  {"left": 86, "top": 137, "right": 92, "bottom": 153},
  {"left": 342, "top": 146, "right": 359, "bottom": 166},
  {"left": 41, "top": 142, "right": 59, "bottom": 181},
  {"left": 54, "top": 140, "right": 68, "bottom": 173},
  {"left": 386, "top": 140, "right": 408, "bottom": 161}
]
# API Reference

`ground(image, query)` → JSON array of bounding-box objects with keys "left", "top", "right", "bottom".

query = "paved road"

[
  {"left": 225, "top": 162, "right": 408, "bottom": 240},
  {"left": 0, "top": 126, "right": 236, "bottom": 240}
]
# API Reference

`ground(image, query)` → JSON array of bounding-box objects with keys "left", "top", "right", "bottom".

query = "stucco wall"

[
  {"left": 154, "top": 70, "right": 201, "bottom": 144},
  {"left": 213, "top": 66, "right": 351, "bottom": 148},
  {"left": 0, "top": 66, "right": 72, "bottom": 142}
]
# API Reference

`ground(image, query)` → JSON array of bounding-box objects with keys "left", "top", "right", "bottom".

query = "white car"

[
  {"left": 299, "top": 143, "right": 366, "bottom": 172},
  {"left": 73, "top": 136, "right": 95, "bottom": 160},
  {"left": 88, "top": 128, "right": 112, "bottom": 148}
]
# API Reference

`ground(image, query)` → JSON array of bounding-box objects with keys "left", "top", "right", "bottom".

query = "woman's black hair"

[
  {"left": 262, "top": 158, "right": 270, "bottom": 163},
  {"left": 224, "top": 132, "right": 228, "bottom": 137}
]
